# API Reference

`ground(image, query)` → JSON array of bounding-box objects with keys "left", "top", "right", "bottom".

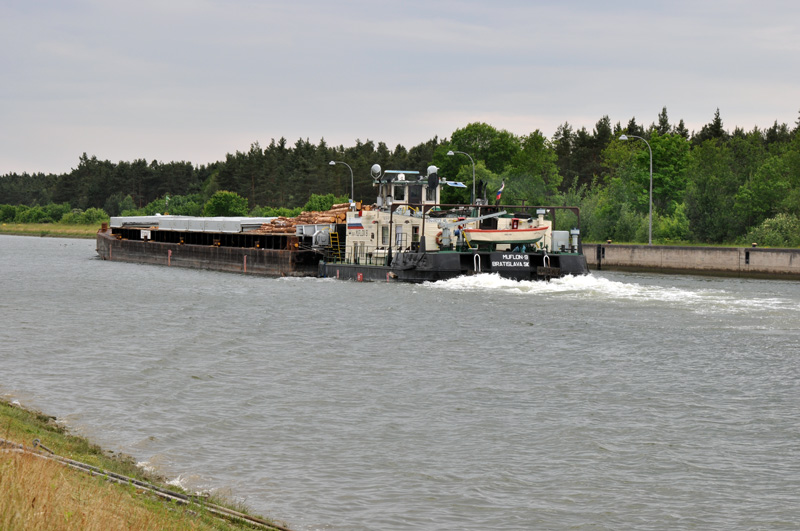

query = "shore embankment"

[
  {"left": 0, "top": 397, "right": 290, "bottom": 530},
  {"left": 584, "top": 243, "right": 800, "bottom": 280}
]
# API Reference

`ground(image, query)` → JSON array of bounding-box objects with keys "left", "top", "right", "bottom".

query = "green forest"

[{"left": 2, "top": 107, "right": 800, "bottom": 246}]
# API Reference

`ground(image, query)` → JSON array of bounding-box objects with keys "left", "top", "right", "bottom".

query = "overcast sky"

[{"left": 2, "top": 0, "right": 799, "bottom": 175}]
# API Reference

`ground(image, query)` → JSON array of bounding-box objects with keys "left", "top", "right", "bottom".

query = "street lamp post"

[
  {"left": 329, "top": 160, "right": 354, "bottom": 202},
  {"left": 446, "top": 150, "right": 476, "bottom": 205},
  {"left": 619, "top": 134, "right": 653, "bottom": 245}
]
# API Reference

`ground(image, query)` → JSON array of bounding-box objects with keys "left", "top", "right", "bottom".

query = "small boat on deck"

[{"left": 462, "top": 225, "right": 548, "bottom": 247}]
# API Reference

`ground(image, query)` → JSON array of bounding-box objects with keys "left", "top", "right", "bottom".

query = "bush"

[
  {"left": 203, "top": 191, "right": 249, "bottom": 217},
  {"left": 59, "top": 212, "right": 81, "bottom": 224},
  {"left": 60, "top": 208, "right": 110, "bottom": 224},
  {"left": 652, "top": 203, "right": 690, "bottom": 243},
  {"left": 302, "top": 193, "right": 349, "bottom": 212},
  {"left": 44, "top": 203, "right": 72, "bottom": 222},
  {"left": 82, "top": 207, "right": 110, "bottom": 224},
  {"left": 0, "top": 204, "right": 18, "bottom": 222},
  {"left": 15, "top": 206, "right": 54, "bottom": 223},
  {"left": 580, "top": 191, "right": 647, "bottom": 243},
  {"left": 741, "top": 213, "right": 800, "bottom": 248},
  {"left": 250, "top": 206, "right": 302, "bottom": 218},
  {"left": 616, "top": 204, "right": 647, "bottom": 243},
  {"left": 120, "top": 194, "right": 203, "bottom": 217}
]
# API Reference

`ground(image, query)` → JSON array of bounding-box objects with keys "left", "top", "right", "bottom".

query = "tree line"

[{"left": 2, "top": 107, "right": 800, "bottom": 246}]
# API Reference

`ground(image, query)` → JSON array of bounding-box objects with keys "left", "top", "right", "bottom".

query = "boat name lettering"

[{"left": 490, "top": 252, "right": 530, "bottom": 270}]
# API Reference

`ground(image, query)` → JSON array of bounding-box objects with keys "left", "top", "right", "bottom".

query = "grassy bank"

[
  {"left": 0, "top": 397, "right": 286, "bottom": 530},
  {"left": 0, "top": 222, "right": 101, "bottom": 238}
]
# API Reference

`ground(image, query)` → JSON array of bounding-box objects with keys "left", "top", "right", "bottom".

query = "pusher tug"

[{"left": 318, "top": 164, "right": 589, "bottom": 282}]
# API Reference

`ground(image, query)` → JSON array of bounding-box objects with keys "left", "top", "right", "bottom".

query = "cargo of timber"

[
  {"left": 95, "top": 207, "right": 350, "bottom": 277},
  {"left": 96, "top": 165, "right": 589, "bottom": 282}
]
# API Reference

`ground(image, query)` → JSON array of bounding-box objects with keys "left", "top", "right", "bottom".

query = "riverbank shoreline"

[
  {"left": 0, "top": 396, "right": 289, "bottom": 530},
  {"left": 0, "top": 222, "right": 99, "bottom": 238}
]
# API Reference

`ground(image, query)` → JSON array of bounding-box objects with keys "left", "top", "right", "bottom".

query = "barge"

[
  {"left": 97, "top": 165, "right": 589, "bottom": 282},
  {"left": 96, "top": 215, "right": 326, "bottom": 276}
]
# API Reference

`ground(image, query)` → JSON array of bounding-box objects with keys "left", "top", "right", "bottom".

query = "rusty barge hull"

[{"left": 96, "top": 229, "right": 320, "bottom": 277}]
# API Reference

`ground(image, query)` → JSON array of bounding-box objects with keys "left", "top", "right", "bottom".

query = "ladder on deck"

[{"left": 328, "top": 232, "right": 342, "bottom": 262}]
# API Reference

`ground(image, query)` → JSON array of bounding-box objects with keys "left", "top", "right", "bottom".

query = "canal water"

[{"left": 2, "top": 234, "right": 800, "bottom": 530}]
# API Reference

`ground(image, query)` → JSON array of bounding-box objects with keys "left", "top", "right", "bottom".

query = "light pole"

[
  {"left": 619, "top": 134, "right": 653, "bottom": 245},
  {"left": 329, "top": 160, "right": 354, "bottom": 202},
  {"left": 446, "top": 150, "right": 476, "bottom": 205}
]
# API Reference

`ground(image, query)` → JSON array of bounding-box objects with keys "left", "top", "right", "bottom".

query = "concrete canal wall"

[{"left": 583, "top": 243, "right": 800, "bottom": 280}]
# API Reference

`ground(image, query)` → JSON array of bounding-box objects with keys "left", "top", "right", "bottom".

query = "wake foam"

[{"left": 424, "top": 273, "right": 798, "bottom": 314}]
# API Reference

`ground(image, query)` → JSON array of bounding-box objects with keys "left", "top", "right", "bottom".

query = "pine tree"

[
  {"left": 674, "top": 119, "right": 689, "bottom": 139},
  {"left": 656, "top": 107, "right": 671, "bottom": 136},
  {"left": 693, "top": 108, "right": 727, "bottom": 145}
]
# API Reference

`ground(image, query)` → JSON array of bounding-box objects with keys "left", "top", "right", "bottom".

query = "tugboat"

[{"left": 319, "top": 164, "right": 589, "bottom": 282}]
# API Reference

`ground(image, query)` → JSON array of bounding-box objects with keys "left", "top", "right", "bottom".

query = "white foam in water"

[
  {"left": 167, "top": 474, "right": 188, "bottom": 489},
  {"left": 137, "top": 460, "right": 157, "bottom": 474},
  {"left": 426, "top": 272, "right": 634, "bottom": 296},
  {"left": 425, "top": 273, "right": 798, "bottom": 315}
]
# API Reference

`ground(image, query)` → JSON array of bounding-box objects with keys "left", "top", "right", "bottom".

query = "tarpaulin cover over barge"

[{"left": 96, "top": 209, "right": 347, "bottom": 277}]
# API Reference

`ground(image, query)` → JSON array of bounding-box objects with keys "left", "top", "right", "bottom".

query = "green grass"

[
  {"left": 0, "top": 222, "right": 101, "bottom": 238},
  {"left": 0, "top": 397, "right": 285, "bottom": 530}
]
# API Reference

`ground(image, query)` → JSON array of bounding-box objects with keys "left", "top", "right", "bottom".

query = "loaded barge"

[
  {"left": 97, "top": 165, "right": 589, "bottom": 282},
  {"left": 96, "top": 216, "right": 327, "bottom": 277}
]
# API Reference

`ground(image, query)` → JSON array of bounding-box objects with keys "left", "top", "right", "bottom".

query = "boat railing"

[
  {"left": 387, "top": 201, "right": 580, "bottom": 221},
  {"left": 386, "top": 202, "right": 582, "bottom": 254},
  {"left": 327, "top": 203, "right": 583, "bottom": 262},
  {"left": 325, "top": 241, "right": 393, "bottom": 267}
]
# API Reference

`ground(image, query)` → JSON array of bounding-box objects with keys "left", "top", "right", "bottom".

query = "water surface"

[{"left": 2, "top": 235, "right": 799, "bottom": 529}]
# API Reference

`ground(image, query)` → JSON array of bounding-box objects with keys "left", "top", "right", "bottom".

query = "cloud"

[{"left": 2, "top": 0, "right": 799, "bottom": 174}]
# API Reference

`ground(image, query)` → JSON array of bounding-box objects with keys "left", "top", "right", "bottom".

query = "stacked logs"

[
  {"left": 253, "top": 217, "right": 297, "bottom": 234},
  {"left": 253, "top": 203, "right": 352, "bottom": 234}
]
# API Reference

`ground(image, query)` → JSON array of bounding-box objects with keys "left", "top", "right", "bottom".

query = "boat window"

[
  {"left": 394, "top": 185, "right": 405, "bottom": 201},
  {"left": 381, "top": 225, "right": 389, "bottom": 246}
]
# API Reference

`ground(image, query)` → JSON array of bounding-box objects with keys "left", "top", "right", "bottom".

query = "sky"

[{"left": 1, "top": 0, "right": 799, "bottom": 175}]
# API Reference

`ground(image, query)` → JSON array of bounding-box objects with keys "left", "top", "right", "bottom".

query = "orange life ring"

[{"left": 435, "top": 231, "right": 443, "bottom": 246}]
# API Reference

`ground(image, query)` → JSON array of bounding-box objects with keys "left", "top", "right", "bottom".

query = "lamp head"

[
  {"left": 446, "top": 150, "right": 455, "bottom": 156},
  {"left": 329, "top": 160, "right": 336, "bottom": 165},
  {"left": 619, "top": 135, "right": 628, "bottom": 141}
]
